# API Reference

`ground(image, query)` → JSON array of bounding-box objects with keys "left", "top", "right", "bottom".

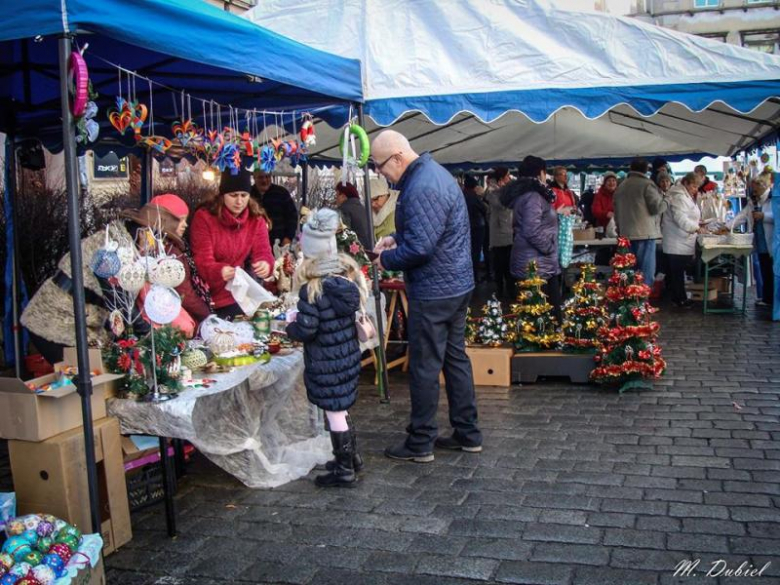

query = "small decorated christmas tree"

[
  {"left": 465, "top": 307, "right": 480, "bottom": 345},
  {"left": 511, "top": 261, "right": 563, "bottom": 352},
  {"left": 562, "top": 264, "right": 606, "bottom": 353},
  {"left": 591, "top": 237, "right": 666, "bottom": 392},
  {"left": 478, "top": 295, "right": 508, "bottom": 346}
]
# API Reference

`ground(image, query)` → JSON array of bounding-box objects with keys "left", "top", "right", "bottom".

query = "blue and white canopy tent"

[
  {"left": 245, "top": 0, "right": 780, "bottom": 168},
  {"left": 0, "top": 0, "right": 363, "bottom": 536}
]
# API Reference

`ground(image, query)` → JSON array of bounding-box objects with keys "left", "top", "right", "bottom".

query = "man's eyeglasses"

[{"left": 372, "top": 153, "right": 398, "bottom": 172}]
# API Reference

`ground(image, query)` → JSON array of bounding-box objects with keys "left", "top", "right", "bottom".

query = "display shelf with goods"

[
  {"left": 590, "top": 237, "right": 666, "bottom": 392},
  {"left": 562, "top": 264, "right": 606, "bottom": 353}
]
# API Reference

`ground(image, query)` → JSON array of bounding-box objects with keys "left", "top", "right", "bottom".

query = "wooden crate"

[
  {"left": 440, "top": 346, "right": 513, "bottom": 387},
  {"left": 686, "top": 281, "right": 717, "bottom": 302},
  {"left": 467, "top": 347, "right": 513, "bottom": 387}
]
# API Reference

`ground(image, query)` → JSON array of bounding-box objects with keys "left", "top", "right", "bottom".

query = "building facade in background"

[{"left": 630, "top": 0, "right": 780, "bottom": 53}]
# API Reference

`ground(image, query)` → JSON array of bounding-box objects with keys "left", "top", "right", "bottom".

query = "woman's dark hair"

[
  {"left": 491, "top": 167, "right": 509, "bottom": 181},
  {"left": 201, "top": 191, "right": 269, "bottom": 226},
  {"left": 518, "top": 155, "right": 547, "bottom": 178},
  {"left": 463, "top": 174, "right": 479, "bottom": 189}
]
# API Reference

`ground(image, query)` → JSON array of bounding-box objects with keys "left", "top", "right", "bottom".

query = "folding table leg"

[{"left": 159, "top": 436, "right": 177, "bottom": 537}]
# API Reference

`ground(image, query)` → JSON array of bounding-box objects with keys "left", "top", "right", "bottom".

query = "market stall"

[
  {"left": 246, "top": 0, "right": 780, "bottom": 167},
  {"left": 0, "top": 0, "right": 363, "bottom": 538}
]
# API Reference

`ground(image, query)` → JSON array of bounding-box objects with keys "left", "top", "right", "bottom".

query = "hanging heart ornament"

[{"left": 108, "top": 97, "right": 132, "bottom": 135}]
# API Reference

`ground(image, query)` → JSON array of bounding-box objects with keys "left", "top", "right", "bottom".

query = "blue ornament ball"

[
  {"left": 0, "top": 573, "right": 16, "bottom": 585},
  {"left": 41, "top": 555, "right": 65, "bottom": 579},
  {"left": 2, "top": 537, "right": 32, "bottom": 562},
  {"left": 21, "top": 531, "right": 38, "bottom": 546}
]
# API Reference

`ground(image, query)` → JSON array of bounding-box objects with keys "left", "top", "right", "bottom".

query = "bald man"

[{"left": 371, "top": 130, "right": 482, "bottom": 462}]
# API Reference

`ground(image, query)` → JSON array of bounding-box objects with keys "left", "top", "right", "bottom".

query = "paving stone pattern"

[{"left": 5, "top": 299, "right": 780, "bottom": 584}]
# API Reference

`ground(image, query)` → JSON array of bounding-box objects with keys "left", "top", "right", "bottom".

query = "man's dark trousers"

[{"left": 405, "top": 291, "right": 482, "bottom": 452}]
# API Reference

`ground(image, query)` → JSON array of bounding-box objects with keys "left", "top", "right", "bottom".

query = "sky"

[{"left": 552, "top": 0, "right": 634, "bottom": 15}]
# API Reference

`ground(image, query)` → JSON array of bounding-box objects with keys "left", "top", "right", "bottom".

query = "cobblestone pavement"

[{"left": 5, "top": 297, "right": 779, "bottom": 585}]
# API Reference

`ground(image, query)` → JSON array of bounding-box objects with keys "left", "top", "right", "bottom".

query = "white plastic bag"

[
  {"left": 225, "top": 267, "right": 277, "bottom": 316},
  {"left": 606, "top": 217, "right": 618, "bottom": 238}
]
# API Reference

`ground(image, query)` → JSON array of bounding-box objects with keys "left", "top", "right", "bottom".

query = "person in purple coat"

[{"left": 500, "top": 155, "right": 562, "bottom": 316}]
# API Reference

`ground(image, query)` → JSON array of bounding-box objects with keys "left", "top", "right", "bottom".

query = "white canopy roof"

[{"left": 246, "top": 0, "right": 780, "bottom": 166}]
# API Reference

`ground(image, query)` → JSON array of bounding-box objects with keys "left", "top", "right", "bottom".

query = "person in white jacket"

[
  {"left": 662, "top": 173, "right": 705, "bottom": 308},
  {"left": 730, "top": 175, "right": 774, "bottom": 307}
]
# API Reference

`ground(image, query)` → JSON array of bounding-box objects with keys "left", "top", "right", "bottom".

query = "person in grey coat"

[
  {"left": 500, "top": 155, "right": 562, "bottom": 315},
  {"left": 613, "top": 158, "right": 667, "bottom": 283},
  {"left": 336, "top": 182, "right": 372, "bottom": 249},
  {"left": 486, "top": 167, "right": 514, "bottom": 297}
]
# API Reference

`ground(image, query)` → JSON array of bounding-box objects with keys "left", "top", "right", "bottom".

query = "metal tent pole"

[
  {"left": 6, "top": 136, "right": 22, "bottom": 378},
  {"left": 140, "top": 149, "right": 152, "bottom": 205},
  {"left": 58, "top": 35, "right": 101, "bottom": 534},
  {"left": 357, "top": 104, "right": 390, "bottom": 402},
  {"left": 301, "top": 161, "right": 308, "bottom": 208}
]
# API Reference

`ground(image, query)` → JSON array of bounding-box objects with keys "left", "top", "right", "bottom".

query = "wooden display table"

[{"left": 361, "top": 280, "right": 409, "bottom": 377}]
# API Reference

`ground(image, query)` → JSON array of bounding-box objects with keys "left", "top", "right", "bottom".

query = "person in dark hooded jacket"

[
  {"left": 287, "top": 208, "right": 364, "bottom": 488},
  {"left": 501, "top": 155, "right": 562, "bottom": 315}
]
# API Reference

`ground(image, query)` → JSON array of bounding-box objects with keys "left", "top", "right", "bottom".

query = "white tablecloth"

[
  {"left": 107, "top": 350, "right": 331, "bottom": 488},
  {"left": 700, "top": 244, "right": 754, "bottom": 264}
]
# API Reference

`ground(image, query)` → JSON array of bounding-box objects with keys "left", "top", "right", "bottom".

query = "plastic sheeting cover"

[{"left": 108, "top": 350, "right": 331, "bottom": 489}]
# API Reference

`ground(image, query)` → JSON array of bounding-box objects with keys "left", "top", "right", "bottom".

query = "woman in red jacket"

[
  {"left": 551, "top": 166, "right": 577, "bottom": 216},
  {"left": 190, "top": 168, "right": 274, "bottom": 320},
  {"left": 592, "top": 171, "right": 618, "bottom": 228}
]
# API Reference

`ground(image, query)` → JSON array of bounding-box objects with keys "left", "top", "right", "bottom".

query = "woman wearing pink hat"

[{"left": 123, "top": 194, "right": 213, "bottom": 332}]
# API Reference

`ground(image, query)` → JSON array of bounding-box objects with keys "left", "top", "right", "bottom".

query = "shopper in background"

[
  {"left": 485, "top": 167, "right": 514, "bottom": 298},
  {"left": 251, "top": 170, "right": 298, "bottom": 248},
  {"left": 551, "top": 166, "right": 577, "bottom": 216},
  {"left": 613, "top": 158, "right": 667, "bottom": 283},
  {"left": 335, "top": 181, "right": 372, "bottom": 249},
  {"left": 730, "top": 174, "right": 774, "bottom": 308},
  {"left": 370, "top": 175, "right": 399, "bottom": 241},
  {"left": 463, "top": 174, "right": 489, "bottom": 282},
  {"left": 501, "top": 155, "right": 562, "bottom": 317},
  {"left": 662, "top": 173, "right": 704, "bottom": 308}
]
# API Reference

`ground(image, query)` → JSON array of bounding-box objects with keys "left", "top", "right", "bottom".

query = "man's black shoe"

[
  {"left": 434, "top": 435, "right": 483, "bottom": 453},
  {"left": 384, "top": 442, "right": 434, "bottom": 463}
]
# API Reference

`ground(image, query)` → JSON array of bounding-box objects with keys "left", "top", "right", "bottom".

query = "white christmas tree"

[{"left": 478, "top": 295, "right": 508, "bottom": 347}]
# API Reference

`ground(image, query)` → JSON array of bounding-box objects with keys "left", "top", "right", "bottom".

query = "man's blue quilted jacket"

[{"left": 381, "top": 153, "right": 474, "bottom": 300}]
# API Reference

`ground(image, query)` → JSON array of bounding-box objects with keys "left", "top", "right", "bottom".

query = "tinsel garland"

[{"left": 597, "top": 322, "right": 660, "bottom": 343}]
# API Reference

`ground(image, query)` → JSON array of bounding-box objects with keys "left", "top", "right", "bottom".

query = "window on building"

[
  {"left": 746, "top": 0, "right": 771, "bottom": 4},
  {"left": 700, "top": 32, "right": 728, "bottom": 43},
  {"left": 693, "top": 0, "right": 719, "bottom": 7},
  {"left": 742, "top": 30, "right": 780, "bottom": 54}
]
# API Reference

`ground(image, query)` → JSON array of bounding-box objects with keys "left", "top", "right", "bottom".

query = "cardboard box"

[
  {"left": 0, "top": 373, "right": 117, "bottom": 442},
  {"left": 62, "top": 348, "right": 109, "bottom": 375},
  {"left": 573, "top": 228, "right": 596, "bottom": 241},
  {"left": 467, "top": 347, "right": 513, "bottom": 386},
  {"left": 9, "top": 417, "right": 132, "bottom": 556},
  {"left": 686, "top": 281, "right": 718, "bottom": 302}
]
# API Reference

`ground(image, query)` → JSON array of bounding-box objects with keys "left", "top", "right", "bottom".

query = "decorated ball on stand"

[
  {"left": 116, "top": 245, "right": 135, "bottom": 267},
  {"left": 151, "top": 258, "right": 186, "bottom": 288},
  {"left": 117, "top": 262, "right": 147, "bottom": 294},
  {"left": 144, "top": 284, "right": 182, "bottom": 325},
  {"left": 181, "top": 349, "right": 208, "bottom": 371},
  {"left": 208, "top": 330, "right": 237, "bottom": 356}
]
